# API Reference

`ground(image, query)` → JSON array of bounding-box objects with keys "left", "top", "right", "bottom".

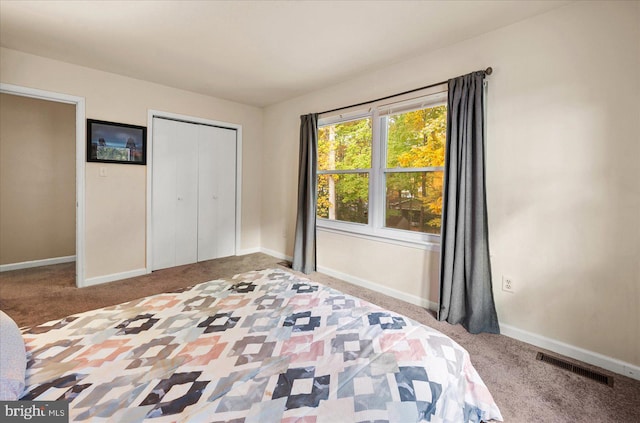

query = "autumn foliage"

[{"left": 317, "top": 105, "right": 446, "bottom": 234}]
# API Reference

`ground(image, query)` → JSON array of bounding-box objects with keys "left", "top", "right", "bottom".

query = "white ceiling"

[{"left": 0, "top": 1, "right": 570, "bottom": 107}]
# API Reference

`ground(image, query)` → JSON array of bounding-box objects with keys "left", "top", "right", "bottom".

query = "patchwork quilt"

[{"left": 21, "top": 269, "right": 502, "bottom": 422}]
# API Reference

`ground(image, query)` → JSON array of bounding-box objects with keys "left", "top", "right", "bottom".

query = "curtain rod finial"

[{"left": 485, "top": 67, "right": 493, "bottom": 75}]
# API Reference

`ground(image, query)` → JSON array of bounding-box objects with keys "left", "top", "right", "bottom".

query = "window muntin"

[
  {"left": 317, "top": 117, "right": 372, "bottom": 224},
  {"left": 317, "top": 92, "right": 447, "bottom": 245}
]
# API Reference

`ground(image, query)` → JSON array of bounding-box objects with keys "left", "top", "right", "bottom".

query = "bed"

[{"left": 17, "top": 268, "right": 502, "bottom": 422}]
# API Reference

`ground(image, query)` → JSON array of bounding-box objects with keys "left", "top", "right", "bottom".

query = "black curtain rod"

[{"left": 318, "top": 67, "right": 493, "bottom": 116}]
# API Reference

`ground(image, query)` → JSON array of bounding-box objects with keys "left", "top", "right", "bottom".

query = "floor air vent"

[{"left": 536, "top": 352, "right": 613, "bottom": 387}]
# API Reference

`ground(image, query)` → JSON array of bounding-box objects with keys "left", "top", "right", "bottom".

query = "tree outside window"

[
  {"left": 317, "top": 117, "right": 371, "bottom": 224},
  {"left": 385, "top": 105, "right": 446, "bottom": 234}
]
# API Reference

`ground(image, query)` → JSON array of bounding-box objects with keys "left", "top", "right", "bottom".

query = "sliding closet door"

[
  {"left": 197, "top": 125, "right": 236, "bottom": 261},
  {"left": 152, "top": 118, "right": 198, "bottom": 270}
]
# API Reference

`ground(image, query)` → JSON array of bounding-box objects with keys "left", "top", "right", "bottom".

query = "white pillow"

[{"left": 0, "top": 310, "right": 26, "bottom": 400}]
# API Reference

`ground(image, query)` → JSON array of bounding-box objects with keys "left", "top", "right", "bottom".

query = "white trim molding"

[
  {"left": 500, "top": 324, "right": 640, "bottom": 381},
  {"left": 237, "top": 247, "right": 262, "bottom": 256},
  {"left": 259, "top": 248, "right": 291, "bottom": 262},
  {"left": 80, "top": 268, "right": 147, "bottom": 288},
  {"left": 260, "top": 250, "right": 640, "bottom": 382},
  {"left": 258, "top": 248, "right": 437, "bottom": 310},
  {"left": 0, "top": 256, "right": 76, "bottom": 273},
  {"left": 327, "top": 263, "right": 640, "bottom": 381},
  {"left": 0, "top": 83, "right": 86, "bottom": 288},
  {"left": 317, "top": 264, "right": 438, "bottom": 311},
  {"left": 318, "top": 226, "right": 440, "bottom": 252}
]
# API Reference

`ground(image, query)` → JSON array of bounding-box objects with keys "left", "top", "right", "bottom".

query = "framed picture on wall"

[{"left": 87, "top": 119, "right": 147, "bottom": 165}]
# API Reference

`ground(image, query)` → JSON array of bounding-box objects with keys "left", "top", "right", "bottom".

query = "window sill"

[{"left": 316, "top": 223, "right": 441, "bottom": 252}]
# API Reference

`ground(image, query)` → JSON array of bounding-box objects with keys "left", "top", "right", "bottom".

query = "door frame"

[
  {"left": 0, "top": 83, "right": 86, "bottom": 287},
  {"left": 146, "top": 110, "right": 242, "bottom": 273}
]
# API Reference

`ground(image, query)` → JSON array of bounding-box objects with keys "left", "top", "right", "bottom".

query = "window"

[
  {"left": 316, "top": 91, "right": 447, "bottom": 246},
  {"left": 317, "top": 116, "right": 371, "bottom": 224},
  {"left": 383, "top": 105, "right": 446, "bottom": 235}
]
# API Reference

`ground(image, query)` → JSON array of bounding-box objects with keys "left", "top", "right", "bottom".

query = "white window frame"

[{"left": 317, "top": 88, "right": 447, "bottom": 250}]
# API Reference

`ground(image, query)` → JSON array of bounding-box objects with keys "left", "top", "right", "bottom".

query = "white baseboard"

[
  {"left": 256, "top": 249, "right": 437, "bottom": 310},
  {"left": 317, "top": 264, "right": 438, "bottom": 311},
  {"left": 0, "top": 255, "right": 76, "bottom": 272},
  {"left": 500, "top": 323, "right": 640, "bottom": 381},
  {"left": 237, "top": 247, "right": 261, "bottom": 256},
  {"left": 301, "top": 259, "right": 640, "bottom": 382},
  {"left": 80, "top": 268, "right": 147, "bottom": 288},
  {"left": 260, "top": 247, "right": 291, "bottom": 261}
]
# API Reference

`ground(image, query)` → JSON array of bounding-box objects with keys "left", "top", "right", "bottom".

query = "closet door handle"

[
  {"left": 177, "top": 196, "right": 183, "bottom": 201},
  {"left": 212, "top": 195, "right": 218, "bottom": 200}
]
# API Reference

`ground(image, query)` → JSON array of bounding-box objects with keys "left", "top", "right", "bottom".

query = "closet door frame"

[{"left": 146, "top": 110, "right": 242, "bottom": 274}]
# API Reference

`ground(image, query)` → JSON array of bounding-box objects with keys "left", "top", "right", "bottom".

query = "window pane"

[
  {"left": 318, "top": 118, "right": 372, "bottom": 171},
  {"left": 317, "top": 173, "right": 369, "bottom": 224},
  {"left": 386, "top": 105, "right": 446, "bottom": 168},
  {"left": 385, "top": 171, "right": 443, "bottom": 234}
]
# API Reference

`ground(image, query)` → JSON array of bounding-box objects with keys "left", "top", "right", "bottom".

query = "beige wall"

[
  {"left": 0, "top": 93, "right": 76, "bottom": 265},
  {"left": 0, "top": 47, "right": 264, "bottom": 279},
  {"left": 263, "top": 1, "right": 640, "bottom": 366}
]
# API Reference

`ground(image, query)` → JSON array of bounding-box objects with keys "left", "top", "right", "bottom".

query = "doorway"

[{"left": 0, "top": 83, "right": 86, "bottom": 287}]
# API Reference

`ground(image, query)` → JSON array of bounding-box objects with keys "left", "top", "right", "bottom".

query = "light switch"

[{"left": 99, "top": 167, "right": 107, "bottom": 177}]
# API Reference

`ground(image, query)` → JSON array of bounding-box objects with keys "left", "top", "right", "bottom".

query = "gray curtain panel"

[
  {"left": 292, "top": 113, "right": 319, "bottom": 274},
  {"left": 438, "top": 71, "right": 500, "bottom": 334}
]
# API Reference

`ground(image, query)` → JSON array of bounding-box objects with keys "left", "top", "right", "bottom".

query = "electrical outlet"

[{"left": 502, "top": 276, "right": 514, "bottom": 293}]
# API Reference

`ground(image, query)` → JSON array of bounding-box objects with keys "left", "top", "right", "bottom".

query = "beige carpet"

[{"left": 1, "top": 253, "right": 638, "bottom": 422}]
